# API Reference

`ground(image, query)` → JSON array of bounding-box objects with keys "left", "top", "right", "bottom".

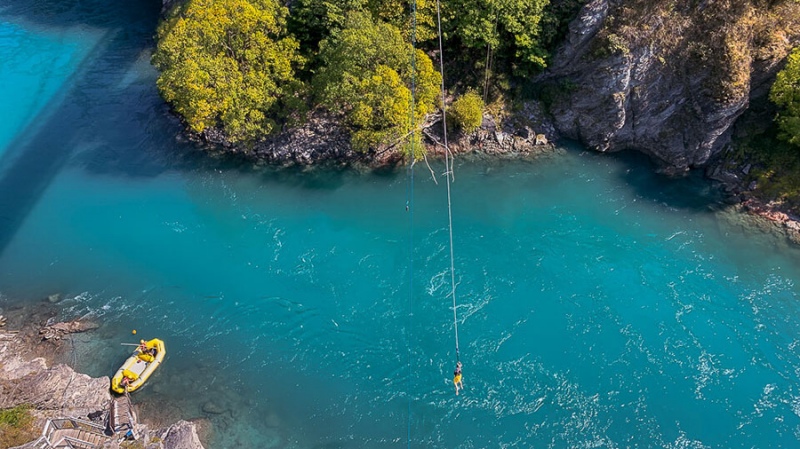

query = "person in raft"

[
  {"left": 139, "top": 340, "right": 156, "bottom": 356},
  {"left": 453, "top": 361, "right": 463, "bottom": 395}
]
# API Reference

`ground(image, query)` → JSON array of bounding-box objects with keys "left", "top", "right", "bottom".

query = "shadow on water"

[
  {"left": 0, "top": 0, "right": 725, "bottom": 259},
  {"left": 0, "top": 0, "right": 164, "bottom": 256},
  {"left": 2, "top": 0, "right": 398, "bottom": 190},
  {"left": 0, "top": 0, "right": 161, "bottom": 30},
  {"left": 563, "top": 141, "right": 726, "bottom": 212}
]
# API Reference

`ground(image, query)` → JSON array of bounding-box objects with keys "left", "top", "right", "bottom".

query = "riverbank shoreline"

[
  {"left": 738, "top": 198, "right": 800, "bottom": 244},
  {"left": 181, "top": 97, "right": 560, "bottom": 169},
  {"left": 196, "top": 126, "right": 800, "bottom": 246},
  {"left": 0, "top": 301, "right": 208, "bottom": 449}
]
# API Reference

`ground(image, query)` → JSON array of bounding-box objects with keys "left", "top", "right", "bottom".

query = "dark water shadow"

[
  {"left": 0, "top": 0, "right": 407, "bottom": 260},
  {"left": 560, "top": 140, "right": 726, "bottom": 213},
  {"left": 0, "top": 0, "right": 164, "bottom": 256},
  {"left": 0, "top": 0, "right": 161, "bottom": 30}
]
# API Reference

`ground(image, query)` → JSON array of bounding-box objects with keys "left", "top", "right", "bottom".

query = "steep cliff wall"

[{"left": 543, "top": 0, "right": 800, "bottom": 172}]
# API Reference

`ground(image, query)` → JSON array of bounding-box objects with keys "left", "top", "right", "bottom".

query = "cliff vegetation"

[
  {"left": 153, "top": 0, "right": 583, "bottom": 156},
  {"left": 719, "top": 44, "right": 800, "bottom": 211},
  {"left": 0, "top": 404, "right": 38, "bottom": 448},
  {"left": 153, "top": 0, "right": 800, "bottom": 215}
]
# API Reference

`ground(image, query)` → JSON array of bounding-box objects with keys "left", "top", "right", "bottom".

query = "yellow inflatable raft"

[{"left": 111, "top": 338, "right": 165, "bottom": 394}]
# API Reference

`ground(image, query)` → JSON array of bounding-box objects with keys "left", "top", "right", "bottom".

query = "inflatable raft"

[{"left": 111, "top": 338, "right": 165, "bottom": 394}]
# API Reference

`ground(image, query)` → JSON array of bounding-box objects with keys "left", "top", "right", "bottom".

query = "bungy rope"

[
  {"left": 406, "top": 0, "right": 418, "bottom": 447},
  {"left": 435, "top": 0, "right": 460, "bottom": 364}
]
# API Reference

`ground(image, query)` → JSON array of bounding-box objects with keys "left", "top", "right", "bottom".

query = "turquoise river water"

[{"left": 3, "top": 1, "right": 800, "bottom": 448}]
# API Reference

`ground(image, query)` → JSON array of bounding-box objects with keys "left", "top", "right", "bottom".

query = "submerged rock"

[
  {"left": 202, "top": 400, "right": 228, "bottom": 415},
  {"left": 39, "top": 319, "right": 100, "bottom": 341}
]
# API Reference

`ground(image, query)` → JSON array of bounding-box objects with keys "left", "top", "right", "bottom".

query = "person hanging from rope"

[{"left": 453, "top": 361, "right": 463, "bottom": 395}]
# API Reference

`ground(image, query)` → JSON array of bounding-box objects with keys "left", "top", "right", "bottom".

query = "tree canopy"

[
  {"left": 441, "top": 0, "right": 551, "bottom": 73},
  {"left": 152, "top": 0, "right": 303, "bottom": 143},
  {"left": 313, "top": 11, "right": 441, "bottom": 152},
  {"left": 153, "top": 0, "right": 571, "bottom": 149},
  {"left": 771, "top": 47, "right": 800, "bottom": 148}
]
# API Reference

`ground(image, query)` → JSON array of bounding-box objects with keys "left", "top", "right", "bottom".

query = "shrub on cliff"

[
  {"left": 771, "top": 47, "right": 800, "bottom": 148},
  {"left": 312, "top": 11, "right": 441, "bottom": 153},
  {"left": 450, "top": 90, "right": 485, "bottom": 133},
  {"left": 152, "top": 0, "right": 304, "bottom": 143}
]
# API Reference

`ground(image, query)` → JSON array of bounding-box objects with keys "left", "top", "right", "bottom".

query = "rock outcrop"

[
  {"left": 160, "top": 420, "right": 206, "bottom": 449},
  {"left": 542, "top": 0, "right": 800, "bottom": 172},
  {"left": 201, "top": 111, "right": 363, "bottom": 167},
  {"left": 428, "top": 103, "right": 559, "bottom": 159}
]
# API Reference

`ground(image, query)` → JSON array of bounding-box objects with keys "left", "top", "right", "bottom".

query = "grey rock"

[
  {"left": 541, "top": 0, "right": 800, "bottom": 172},
  {"left": 200, "top": 111, "right": 362, "bottom": 167},
  {"left": 161, "top": 420, "right": 206, "bottom": 449}
]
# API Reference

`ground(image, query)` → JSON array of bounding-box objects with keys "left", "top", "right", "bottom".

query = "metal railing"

[{"left": 39, "top": 417, "right": 107, "bottom": 449}]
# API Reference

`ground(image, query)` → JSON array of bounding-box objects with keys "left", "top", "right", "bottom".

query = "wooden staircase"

[
  {"left": 30, "top": 394, "right": 138, "bottom": 448},
  {"left": 35, "top": 418, "right": 108, "bottom": 448}
]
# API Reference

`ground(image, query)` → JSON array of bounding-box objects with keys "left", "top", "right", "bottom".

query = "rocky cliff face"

[{"left": 542, "top": 0, "right": 800, "bottom": 172}]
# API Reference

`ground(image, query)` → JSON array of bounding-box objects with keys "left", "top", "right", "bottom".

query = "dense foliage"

[
  {"left": 450, "top": 90, "right": 485, "bottom": 132},
  {"left": 153, "top": 0, "right": 304, "bottom": 143},
  {"left": 441, "top": 0, "right": 551, "bottom": 71},
  {"left": 313, "top": 11, "right": 440, "bottom": 151},
  {"left": 153, "top": 0, "right": 595, "bottom": 151},
  {"left": 771, "top": 47, "right": 800, "bottom": 148}
]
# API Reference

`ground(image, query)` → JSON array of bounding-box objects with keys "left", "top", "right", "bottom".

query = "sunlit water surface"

[{"left": 2, "top": 1, "right": 800, "bottom": 448}]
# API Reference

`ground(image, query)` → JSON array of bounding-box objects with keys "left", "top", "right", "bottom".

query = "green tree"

[
  {"left": 442, "top": 0, "right": 551, "bottom": 73},
  {"left": 152, "top": 0, "right": 304, "bottom": 143},
  {"left": 450, "top": 90, "right": 485, "bottom": 132},
  {"left": 771, "top": 47, "right": 800, "bottom": 147},
  {"left": 288, "top": 0, "right": 366, "bottom": 56},
  {"left": 366, "top": 0, "right": 437, "bottom": 43},
  {"left": 313, "top": 11, "right": 441, "bottom": 152}
]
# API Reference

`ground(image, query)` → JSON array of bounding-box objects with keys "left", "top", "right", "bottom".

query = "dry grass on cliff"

[
  {"left": 598, "top": 0, "right": 800, "bottom": 103},
  {"left": 0, "top": 404, "right": 39, "bottom": 448}
]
